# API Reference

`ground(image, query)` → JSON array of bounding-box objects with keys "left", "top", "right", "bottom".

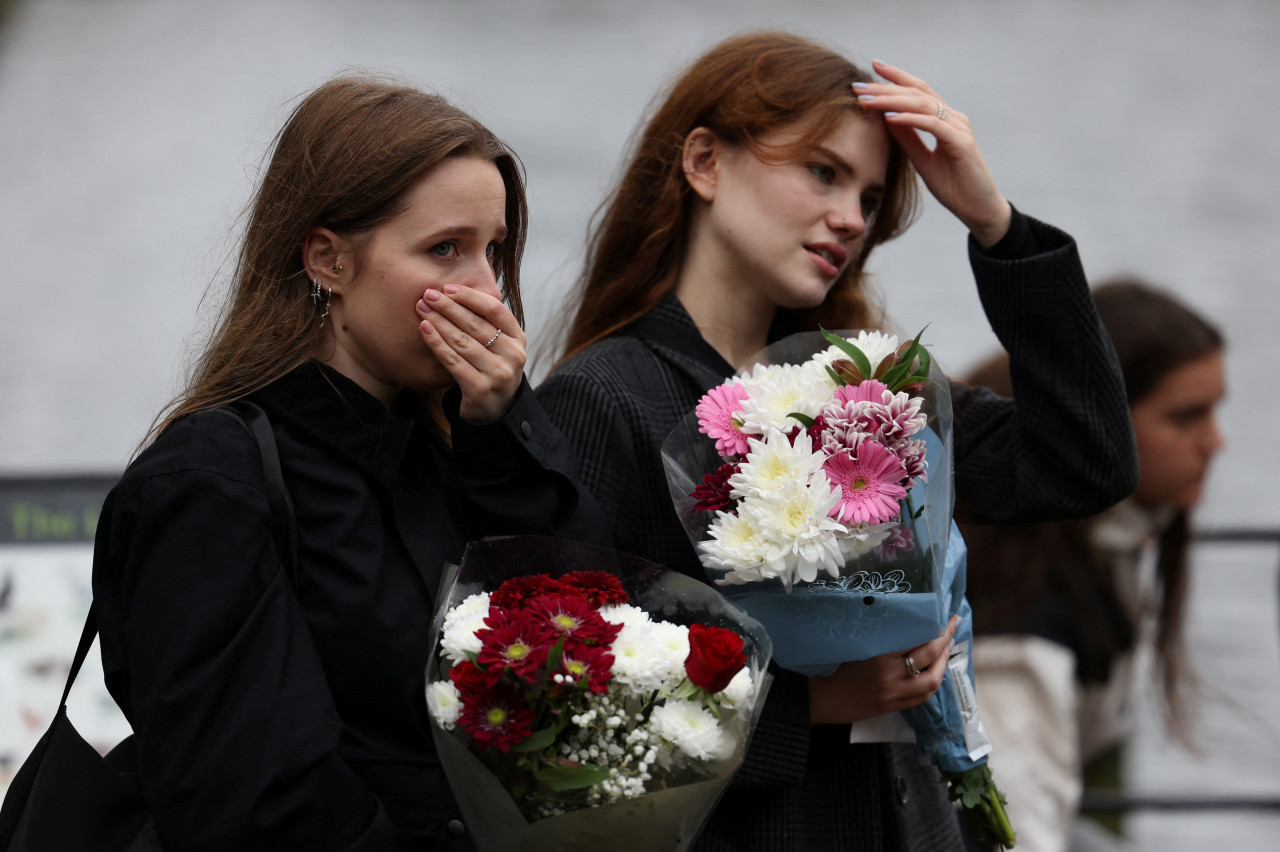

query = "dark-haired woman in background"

[
  {"left": 962, "top": 279, "right": 1226, "bottom": 852},
  {"left": 91, "top": 75, "right": 599, "bottom": 850},
  {"left": 537, "top": 31, "right": 1137, "bottom": 851}
]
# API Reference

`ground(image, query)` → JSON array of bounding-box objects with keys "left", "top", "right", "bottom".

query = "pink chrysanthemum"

[
  {"left": 823, "top": 441, "right": 909, "bottom": 525},
  {"left": 697, "top": 383, "right": 752, "bottom": 457}
]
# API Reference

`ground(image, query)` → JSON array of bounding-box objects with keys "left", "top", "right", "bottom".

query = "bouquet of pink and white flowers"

[
  {"left": 662, "top": 330, "right": 1016, "bottom": 848},
  {"left": 426, "top": 536, "right": 772, "bottom": 852}
]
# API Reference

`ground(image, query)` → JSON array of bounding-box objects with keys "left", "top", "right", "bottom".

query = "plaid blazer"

[{"left": 537, "top": 211, "right": 1137, "bottom": 851}]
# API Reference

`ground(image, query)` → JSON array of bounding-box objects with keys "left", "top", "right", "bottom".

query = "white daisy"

[
  {"left": 610, "top": 620, "right": 690, "bottom": 695},
  {"left": 747, "top": 478, "right": 845, "bottom": 587},
  {"left": 716, "top": 667, "right": 756, "bottom": 710}
]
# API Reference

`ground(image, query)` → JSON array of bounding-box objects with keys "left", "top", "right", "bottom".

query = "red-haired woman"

[
  {"left": 537, "top": 32, "right": 1138, "bottom": 850},
  {"left": 88, "top": 76, "right": 600, "bottom": 849}
]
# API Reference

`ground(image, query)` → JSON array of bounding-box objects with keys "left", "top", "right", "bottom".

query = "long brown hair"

[
  {"left": 554, "top": 31, "right": 919, "bottom": 365},
  {"left": 145, "top": 74, "right": 528, "bottom": 446},
  {"left": 965, "top": 278, "right": 1223, "bottom": 743}
]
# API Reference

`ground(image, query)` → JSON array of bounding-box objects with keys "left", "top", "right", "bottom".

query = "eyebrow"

[
  {"left": 813, "top": 145, "right": 885, "bottom": 192},
  {"left": 423, "top": 223, "right": 509, "bottom": 243}
]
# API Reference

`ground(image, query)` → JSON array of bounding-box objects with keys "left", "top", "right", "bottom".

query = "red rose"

[{"left": 684, "top": 623, "right": 747, "bottom": 693}]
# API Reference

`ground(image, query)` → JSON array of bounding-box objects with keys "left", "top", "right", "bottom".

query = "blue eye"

[
  {"left": 430, "top": 241, "right": 459, "bottom": 258},
  {"left": 809, "top": 164, "right": 835, "bottom": 184}
]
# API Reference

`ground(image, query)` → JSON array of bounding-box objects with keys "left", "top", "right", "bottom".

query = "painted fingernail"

[
  {"left": 424, "top": 289, "right": 441, "bottom": 301},
  {"left": 421, "top": 319, "right": 435, "bottom": 335},
  {"left": 417, "top": 299, "right": 432, "bottom": 314},
  {"left": 884, "top": 111, "right": 899, "bottom": 117},
  {"left": 852, "top": 81, "right": 868, "bottom": 90},
  {"left": 443, "top": 284, "right": 459, "bottom": 295},
  {"left": 857, "top": 94, "right": 875, "bottom": 102}
]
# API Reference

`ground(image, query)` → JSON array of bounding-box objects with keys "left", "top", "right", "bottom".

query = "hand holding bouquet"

[{"left": 426, "top": 536, "right": 772, "bottom": 851}]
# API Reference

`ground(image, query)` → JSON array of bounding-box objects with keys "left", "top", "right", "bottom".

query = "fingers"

[{"left": 416, "top": 285, "right": 527, "bottom": 421}]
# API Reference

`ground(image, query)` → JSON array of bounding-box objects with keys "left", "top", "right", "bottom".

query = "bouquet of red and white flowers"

[{"left": 426, "top": 536, "right": 772, "bottom": 852}]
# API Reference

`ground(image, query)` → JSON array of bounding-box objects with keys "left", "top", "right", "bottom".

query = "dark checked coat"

[
  {"left": 536, "top": 209, "right": 1139, "bottom": 852},
  {"left": 92, "top": 362, "right": 603, "bottom": 851}
]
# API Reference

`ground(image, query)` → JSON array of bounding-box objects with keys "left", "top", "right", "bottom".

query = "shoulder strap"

[
  {"left": 56, "top": 402, "right": 299, "bottom": 703},
  {"left": 229, "top": 400, "right": 299, "bottom": 588}
]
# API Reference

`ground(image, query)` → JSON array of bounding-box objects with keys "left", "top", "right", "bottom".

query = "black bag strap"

[{"left": 55, "top": 401, "right": 298, "bottom": 707}]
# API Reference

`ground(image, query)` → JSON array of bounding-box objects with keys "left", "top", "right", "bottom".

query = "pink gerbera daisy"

[
  {"left": 823, "top": 441, "right": 909, "bottom": 525},
  {"left": 834, "top": 379, "right": 890, "bottom": 405},
  {"left": 696, "top": 383, "right": 752, "bottom": 457}
]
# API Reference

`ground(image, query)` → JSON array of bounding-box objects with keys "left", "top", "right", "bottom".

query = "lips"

[{"left": 805, "top": 242, "right": 848, "bottom": 277}]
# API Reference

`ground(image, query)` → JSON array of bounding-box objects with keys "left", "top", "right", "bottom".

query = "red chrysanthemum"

[
  {"left": 490, "top": 574, "right": 564, "bottom": 609},
  {"left": 475, "top": 607, "right": 556, "bottom": 683},
  {"left": 559, "top": 643, "right": 615, "bottom": 694},
  {"left": 558, "top": 570, "right": 629, "bottom": 607},
  {"left": 691, "top": 463, "right": 739, "bottom": 513},
  {"left": 458, "top": 682, "right": 535, "bottom": 752},
  {"left": 528, "top": 594, "right": 622, "bottom": 647}
]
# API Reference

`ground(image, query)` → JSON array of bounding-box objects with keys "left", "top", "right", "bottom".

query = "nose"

[
  {"left": 829, "top": 202, "right": 867, "bottom": 240},
  {"left": 464, "top": 256, "right": 502, "bottom": 299},
  {"left": 1204, "top": 414, "right": 1225, "bottom": 454}
]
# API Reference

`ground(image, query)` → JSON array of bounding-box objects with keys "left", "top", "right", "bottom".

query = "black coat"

[
  {"left": 91, "top": 361, "right": 602, "bottom": 851},
  {"left": 536, "top": 210, "right": 1139, "bottom": 851}
]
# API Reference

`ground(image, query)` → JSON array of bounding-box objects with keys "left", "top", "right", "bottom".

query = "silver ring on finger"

[
  {"left": 484, "top": 328, "right": 503, "bottom": 349},
  {"left": 903, "top": 655, "right": 921, "bottom": 678},
  {"left": 937, "top": 103, "right": 949, "bottom": 121}
]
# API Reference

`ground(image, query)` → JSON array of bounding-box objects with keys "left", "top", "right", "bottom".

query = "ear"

[
  {"left": 682, "top": 127, "right": 723, "bottom": 202},
  {"left": 301, "top": 227, "right": 351, "bottom": 294}
]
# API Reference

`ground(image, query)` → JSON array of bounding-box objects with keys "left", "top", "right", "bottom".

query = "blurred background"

[{"left": 1, "top": 1, "right": 1277, "bottom": 849}]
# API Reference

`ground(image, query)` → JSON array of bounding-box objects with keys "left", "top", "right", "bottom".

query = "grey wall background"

[{"left": 1, "top": 2, "right": 1278, "bottom": 848}]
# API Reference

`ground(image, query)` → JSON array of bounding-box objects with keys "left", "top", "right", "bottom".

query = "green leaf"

[
  {"left": 510, "top": 724, "right": 560, "bottom": 753},
  {"left": 824, "top": 365, "right": 845, "bottom": 386},
  {"left": 532, "top": 762, "right": 614, "bottom": 791},
  {"left": 787, "top": 411, "right": 815, "bottom": 428},
  {"left": 820, "top": 326, "right": 872, "bottom": 379}
]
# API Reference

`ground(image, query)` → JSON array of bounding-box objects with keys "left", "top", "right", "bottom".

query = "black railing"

[{"left": 1079, "top": 526, "right": 1280, "bottom": 817}]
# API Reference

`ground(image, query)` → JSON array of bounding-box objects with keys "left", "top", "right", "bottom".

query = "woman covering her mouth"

[{"left": 537, "top": 31, "right": 1138, "bottom": 850}]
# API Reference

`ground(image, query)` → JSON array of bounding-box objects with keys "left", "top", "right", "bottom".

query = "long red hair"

[{"left": 555, "top": 31, "right": 919, "bottom": 365}]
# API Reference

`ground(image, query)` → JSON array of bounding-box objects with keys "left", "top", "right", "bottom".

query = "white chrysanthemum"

[
  {"left": 736, "top": 363, "right": 831, "bottom": 435},
  {"left": 701, "top": 508, "right": 772, "bottom": 582},
  {"left": 440, "top": 592, "right": 490, "bottom": 665},
  {"left": 648, "top": 699, "right": 733, "bottom": 762},
  {"left": 598, "top": 602, "right": 652, "bottom": 629},
  {"left": 746, "top": 478, "right": 845, "bottom": 588},
  {"left": 610, "top": 620, "right": 690, "bottom": 695},
  {"left": 836, "top": 521, "right": 894, "bottom": 561},
  {"left": 426, "top": 680, "right": 462, "bottom": 729},
  {"left": 807, "top": 330, "right": 902, "bottom": 384},
  {"left": 728, "top": 429, "right": 827, "bottom": 501},
  {"left": 716, "top": 667, "right": 756, "bottom": 710}
]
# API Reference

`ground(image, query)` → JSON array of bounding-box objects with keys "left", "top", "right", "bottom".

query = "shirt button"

[
  {"left": 520, "top": 421, "right": 533, "bottom": 440},
  {"left": 896, "top": 775, "right": 909, "bottom": 805},
  {"left": 447, "top": 819, "right": 466, "bottom": 838}
]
